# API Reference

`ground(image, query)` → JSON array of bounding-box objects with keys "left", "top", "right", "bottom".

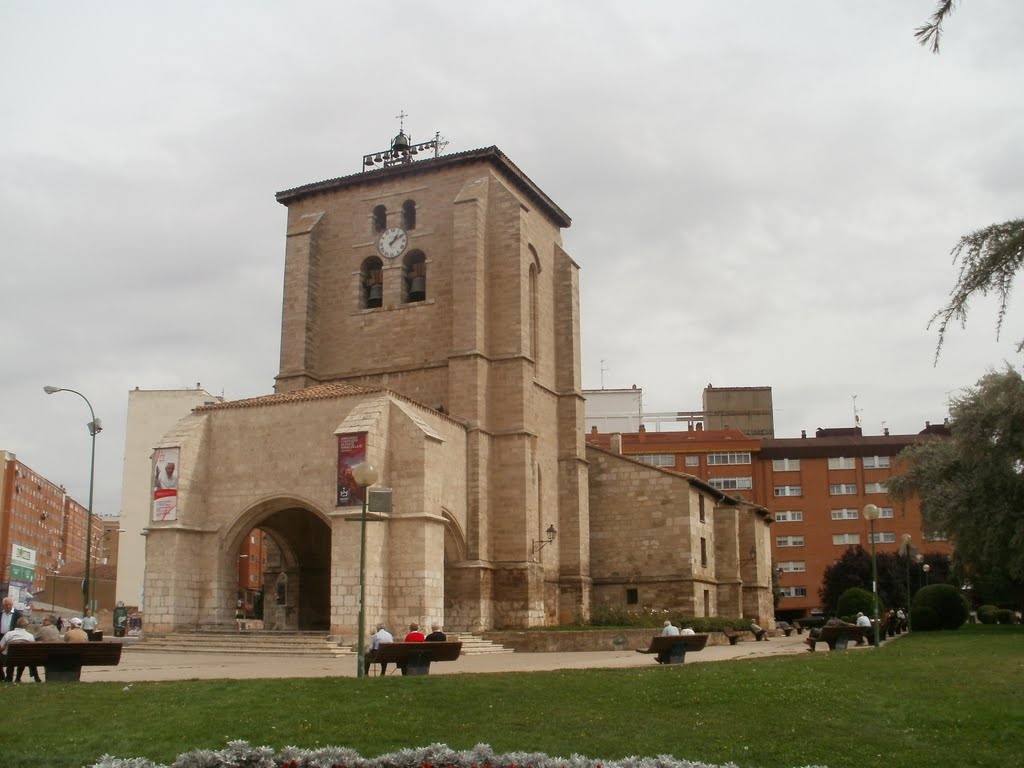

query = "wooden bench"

[
  {"left": 373, "top": 641, "right": 462, "bottom": 676},
  {"left": 722, "top": 629, "right": 742, "bottom": 646},
  {"left": 805, "top": 625, "right": 870, "bottom": 652},
  {"left": 775, "top": 621, "right": 795, "bottom": 637},
  {"left": 5, "top": 641, "right": 123, "bottom": 682},
  {"left": 636, "top": 634, "right": 708, "bottom": 664}
]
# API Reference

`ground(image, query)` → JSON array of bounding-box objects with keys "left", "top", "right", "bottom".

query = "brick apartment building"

[
  {"left": 0, "top": 450, "right": 108, "bottom": 610},
  {"left": 585, "top": 421, "right": 954, "bottom": 617}
]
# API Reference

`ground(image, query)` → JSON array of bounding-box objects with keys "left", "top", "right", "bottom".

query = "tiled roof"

[
  {"left": 195, "top": 382, "right": 381, "bottom": 411},
  {"left": 275, "top": 146, "right": 572, "bottom": 228}
]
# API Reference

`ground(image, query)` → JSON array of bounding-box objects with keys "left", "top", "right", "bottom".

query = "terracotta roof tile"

[{"left": 196, "top": 382, "right": 381, "bottom": 411}]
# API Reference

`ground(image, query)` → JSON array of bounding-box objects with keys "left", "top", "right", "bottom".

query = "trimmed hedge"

[
  {"left": 837, "top": 587, "right": 877, "bottom": 619},
  {"left": 977, "top": 605, "right": 1000, "bottom": 624},
  {"left": 911, "top": 584, "right": 969, "bottom": 630}
]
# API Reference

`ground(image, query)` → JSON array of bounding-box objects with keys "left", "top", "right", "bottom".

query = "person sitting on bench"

[
  {"left": 750, "top": 622, "right": 768, "bottom": 641},
  {"left": 364, "top": 623, "right": 394, "bottom": 676}
]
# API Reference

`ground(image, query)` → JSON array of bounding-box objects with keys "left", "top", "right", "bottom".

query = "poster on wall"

[
  {"left": 8, "top": 544, "right": 36, "bottom": 609},
  {"left": 152, "top": 447, "right": 180, "bottom": 522},
  {"left": 336, "top": 432, "right": 367, "bottom": 507}
]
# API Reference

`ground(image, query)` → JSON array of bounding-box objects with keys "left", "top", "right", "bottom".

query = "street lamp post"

[
  {"left": 923, "top": 563, "right": 931, "bottom": 586},
  {"left": 351, "top": 461, "right": 379, "bottom": 679},
  {"left": 863, "top": 503, "right": 882, "bottom": 648},
  {"left": 44, "top": 386, "right": 101, "bottom": 616},
  {"left": 900, "top": 533, "right": 913, "bottom": 607}
]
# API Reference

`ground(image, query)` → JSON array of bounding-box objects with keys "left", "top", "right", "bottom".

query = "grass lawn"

[{"left": 5, "top": 625, "right": 1021, "bottom": 768}]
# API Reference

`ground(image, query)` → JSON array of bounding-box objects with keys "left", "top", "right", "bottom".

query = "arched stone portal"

[{"left": 234, "top": 505, "right": 331, "bottom": 632}]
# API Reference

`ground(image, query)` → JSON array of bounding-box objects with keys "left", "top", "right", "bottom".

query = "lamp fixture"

[{"left": 532, "top": 524, "right": 557, "bottom": 553}]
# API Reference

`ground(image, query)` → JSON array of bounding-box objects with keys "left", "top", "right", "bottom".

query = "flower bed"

[{"left": 89, "top": 741, "right": 826, "bottom": 768}]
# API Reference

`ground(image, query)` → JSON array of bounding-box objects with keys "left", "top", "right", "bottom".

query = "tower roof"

[{"left": 275, "top": 146, "right": 572, "bottom": 229}]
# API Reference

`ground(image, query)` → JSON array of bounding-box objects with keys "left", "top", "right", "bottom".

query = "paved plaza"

[{"left": 76, "top": 633, "right": 865, "bottom": 683}]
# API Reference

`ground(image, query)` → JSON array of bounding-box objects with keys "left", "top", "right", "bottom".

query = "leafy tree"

[
  {"left": 819, "top": 547, "right": 916, "bottom": 615},
  {"left": 888, "top": 366, "right": 1024, "bottom": 581}
]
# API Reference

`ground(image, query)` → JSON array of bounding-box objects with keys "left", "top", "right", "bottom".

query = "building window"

[
  {"left": 372, "top": 205, "right": 387, "bottom": 233},
  {"left": 685, "top": 455, "right": 700, "bottom": 467},
  {"left": 863, "top": 455, "right": 891, "bottom": 469},
  {"left": 832, "top": 533, "right": 861, "bottom": 545},
  {"left": 774, "top": 510, "right": 803, "bottom": 522},
  {"left": 700, "top": 537, "right": 708, "bottom": 568},
  {"left": 869, "top": 532, "right": 897, "bottom": 544},
  {"left": 626, "top": 588, "right": 638, "bottom": 605},
  {"left": 698, "top": 495, "right": 706, "bottom": 523},
  {"left": 774, "top": 485, "right": 802, "bottom": 497},
  {"left": 772, "top": 458, "right": 800, "bottom": 472},
  {"left": 828, "top": 457, "right": 856, "bottom": 470},
  {"left": 402, "top": 250, "right": 427, "bottom": 303},
  {"left": 924, "top": 530, "right": 948, "bottom": 541},
  {"left": 776, "top": 535, "right": 804, "bottom": 547},
  {"left": 879, "top": 506, "right": 894, "bottom": 518},
  {"left": 831, "top": 508, "right": 859, "bottom": 520},
  {"left": 708, "top": 451, "right": 751, "bottom": 465},
  {"left": 709, "top": 476, "right": 752, "bottom": 491},
  {"left": 778, "top": 560, "right": 806, "bottom": 572},
  {"left": 829, "top": 484, "right": 858, "bottom": 495},
  {"left": 865, "top": 482, "right": 887, "bottom": 494},
  {"left": 634, "top": 454, "right": 675, "bottom": 468},
  {"left": 360, "top": 256, "right": 384, "bottom": 309},
  {"left": 779, "top": 586, "right": 808, "bottom": 598},
  {"left": 402, "top": 199, "right": 416, "bottom": 230}
]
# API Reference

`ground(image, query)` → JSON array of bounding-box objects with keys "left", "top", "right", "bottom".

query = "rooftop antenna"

[
  {"left": 852, "top": 394, "right": 862, "bottom": 428},
  {"left": 600, "top": 359, "right": 608, "bottom": 389}
]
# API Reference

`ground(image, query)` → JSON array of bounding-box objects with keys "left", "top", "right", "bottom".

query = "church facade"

[{"left": 141, "top": 141, "right": 773, "bottom": 638}]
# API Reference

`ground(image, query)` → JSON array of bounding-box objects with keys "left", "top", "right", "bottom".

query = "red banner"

[{"left": 337, "top": 432, "right": 367, "bottom": 506}]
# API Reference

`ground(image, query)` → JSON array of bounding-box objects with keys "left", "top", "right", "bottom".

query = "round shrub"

[
  {"left": 910, "top": 605, "right": 939, "bottom": 631},
  {"left": 996, "top": 609, "right": 1016, "bottom": 625},
  {"left": 837, "top": 586, "right": 877, "bottom": 619},
  {"left": 911, "top": 584, "right": 969, "bottom": 630},
  {"left": 976, "top": 605, "right": 1000, "bottom": 624}
]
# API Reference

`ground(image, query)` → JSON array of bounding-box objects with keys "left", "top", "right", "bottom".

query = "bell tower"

[{"left": 274, "top": 128, "right": 590, "bottom": 627}]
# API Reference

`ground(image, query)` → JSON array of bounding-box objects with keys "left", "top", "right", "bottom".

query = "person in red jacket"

[{"left": 404, "top": 622, "right": 425, "bottom": 642}]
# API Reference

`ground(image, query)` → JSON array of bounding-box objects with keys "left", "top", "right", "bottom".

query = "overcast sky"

[{"left": 3, "top": 1, "right": 1023, "bottom": 518}]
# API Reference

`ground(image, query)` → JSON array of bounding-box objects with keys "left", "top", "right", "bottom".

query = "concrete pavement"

[{"left": 78, "top": 633, "right": 860, "bottom": 683}]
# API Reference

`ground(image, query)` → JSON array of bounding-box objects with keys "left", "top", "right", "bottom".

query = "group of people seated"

[
  {"left": 364, "top": 621, "right": 447, "bottom": 676},
  {"left": 0, "top": 597, "right": 99, "bottom": 683},
  {"left": 660, "top": 620, "right": 697, "bottom": 636}
]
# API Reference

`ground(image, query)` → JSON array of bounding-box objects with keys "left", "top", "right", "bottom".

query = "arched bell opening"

[
  {"left": 361, "top": 256, "right": 384, "bottom": 309},
  {"left": 402, "top": 250, "right": 427, "bottom": 303}
]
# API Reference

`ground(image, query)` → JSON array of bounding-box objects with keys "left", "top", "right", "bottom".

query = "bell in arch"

[
  {"left": 408, "top": 275, "right": 426, "bottom": 302},
  {"left": 368, "top": 282, "right": 383, "bottom": 307}
]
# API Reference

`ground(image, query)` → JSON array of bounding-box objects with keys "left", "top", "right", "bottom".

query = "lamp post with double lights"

[
  {"left": 44, "top": 386, "right": 101, "bottom": 615},
  {"left": 862, "top": 503, "right": 882, "bottom": 648},
  {"left": 351, "top": 461, "right": 379, "bottom": 679}
]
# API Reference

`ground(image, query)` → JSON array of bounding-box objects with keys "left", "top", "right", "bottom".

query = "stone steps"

[{"left": 126, "top": 630, "right": 513, "bottom": 657}]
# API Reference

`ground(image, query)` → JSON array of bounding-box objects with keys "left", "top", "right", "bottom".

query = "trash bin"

[{"left": 113, "top": 603, "right": 128, "bottom": 638}]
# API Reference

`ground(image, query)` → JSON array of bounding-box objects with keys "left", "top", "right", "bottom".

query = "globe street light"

[
  {"left": 863, "top": 503, "right": 882, "bottom": 647},
  {"left": 351, "top": 461, "right": 379, "bottom": 679},
  {"left": 923, "top": 563, "right": 931, "bottom": 586},
  {"left": 44, "top": 386, "right": 101, "bottom": 616}
]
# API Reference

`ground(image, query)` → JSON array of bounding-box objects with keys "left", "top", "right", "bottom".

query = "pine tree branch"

[
  {"left": 930, "top": 218, "right": 1024, "bottom": 362},
  {"left": 915, "top": 0, "right": 958, "bottom": 54}
]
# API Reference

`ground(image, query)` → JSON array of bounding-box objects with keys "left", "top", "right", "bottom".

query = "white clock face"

[{"left": 378, "top": 227, "right": 408, "bottom": 259}]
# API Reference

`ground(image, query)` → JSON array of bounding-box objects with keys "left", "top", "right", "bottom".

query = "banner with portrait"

[
  {"left": 336, "top": 432, "right": 367, "bottom": 506},
  {"left": 152, "top": 447, "right": 180, "bottom": 522}
]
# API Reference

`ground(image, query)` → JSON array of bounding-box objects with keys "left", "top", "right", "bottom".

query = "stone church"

[{"left": 142, "top": 135, "right": 773, "bottom": 638}]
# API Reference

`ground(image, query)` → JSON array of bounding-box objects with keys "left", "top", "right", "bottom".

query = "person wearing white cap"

[{"left": 64, "top": 617, "right": 89, "bottom": 643}]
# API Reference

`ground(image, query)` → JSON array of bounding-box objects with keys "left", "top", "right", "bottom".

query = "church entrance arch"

[{"left": 229, "top": 499, "right": 332, "bottom": 632}]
